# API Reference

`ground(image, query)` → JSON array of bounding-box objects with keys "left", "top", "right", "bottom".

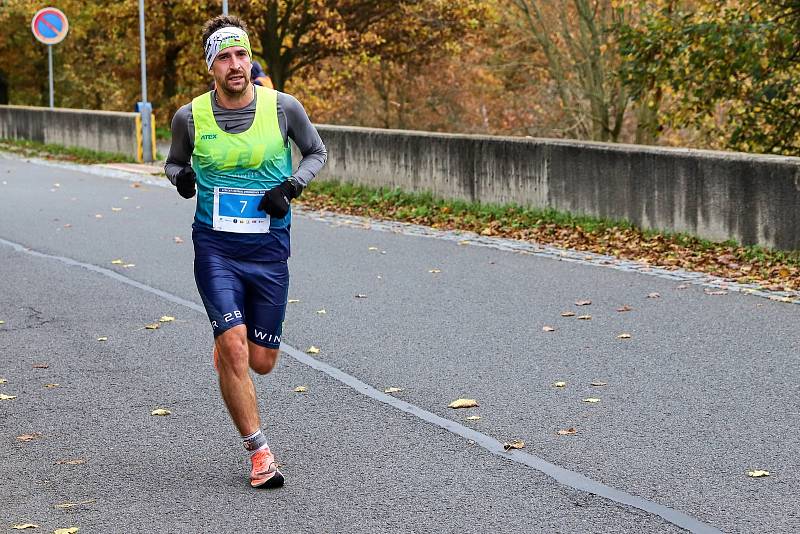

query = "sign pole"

[
  {"left": 48, "top": 44, "right": 54, "bottom": 109},
  {"left": 31, "top": 8, "right": 68, "bottom": 109},
  {"left": 223, "top": 0, "right": 228, "bottom": 15},
  {"left": 138, "top": 0, "right": 153, "bottom": 163}
]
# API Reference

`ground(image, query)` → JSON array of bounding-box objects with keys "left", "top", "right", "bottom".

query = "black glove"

[
  {"left": 175, "top": 167, "right": 196, "bottom": 199},
  {"left": 258, "top": 179, "right": 302, "bottom": 218}
]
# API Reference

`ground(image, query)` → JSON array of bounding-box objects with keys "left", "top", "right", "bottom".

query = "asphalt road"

[{"left": 1, "top": 154, "right": 798, "bottom": 533}]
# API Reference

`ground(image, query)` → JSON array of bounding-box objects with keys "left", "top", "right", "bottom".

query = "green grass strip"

[{"left": 303, "top": 179, "right": 800, "bottom": 266}]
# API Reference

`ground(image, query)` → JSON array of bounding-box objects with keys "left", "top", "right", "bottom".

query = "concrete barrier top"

[{"left": 1, "top": 104, "right": 138, "bottom": 119}]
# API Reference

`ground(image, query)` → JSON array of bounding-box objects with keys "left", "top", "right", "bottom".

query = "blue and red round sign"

[{"left": 31, "top": 7, "right": 69, "bottom": 46}]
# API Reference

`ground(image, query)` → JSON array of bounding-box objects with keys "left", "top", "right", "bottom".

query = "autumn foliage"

[{"left": 0, "top": 0, "right": 798, "bottom": 154}]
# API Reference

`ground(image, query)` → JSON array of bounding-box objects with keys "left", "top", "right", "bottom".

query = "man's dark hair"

[{"left": 201, "top": 15, "right": 249, "bottom": 47}]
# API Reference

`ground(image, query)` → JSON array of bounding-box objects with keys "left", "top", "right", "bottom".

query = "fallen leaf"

[
  {"left": 747, "top": 470, "right": 770, "bottom": 478},
  {"left": 557, "top": 427, "right": 577, "bottom": 436},
  {"left": 173, "top": 236, "right": 184, "bottom": 244},
  {"left": 458, "top": 240, "right": 470, "bottom": 245},
  {"left": 150, "top": 408, "right": 171, "bottom": 416},
  {"left": 647, "top": 292, "right": 661, "bottom": 299},
  {"left": 131, "top": 182, "right": 141, "bottom": 188},
  {"left": 384, "top": 387, "right": 403, "bottom": 394},
  {"left": 617, "top": 333, "right": 632, "bottom": 339},
  {"left": 55, "top": 499, "right": 94, "bottom": 509},
  {"left": 705, "top": 290, "right": 728, "bottom": 296},
  {"left": 95, "top": 214, "right": 103, "bottom": 219},
  {"left": 577, "top": 315, "right": 592, "bottom": 320},
  {"left": 542, "top": 326, "right": 555, "bottom": 332},
  {"left": 583, "top": 398, "right": 601, "bottom": 403},
  {"left": 56, "top": 458, "right": 86, "bottom": 465},
  {"left": 144, "top": 323, "right": 160, "bottom": 330},
  {"left": 560, "top": 311, "right": 575, "bottom": 317},
  {"left": 503, "top": 439, "right": 525, "bottom": 450},
  {"left": 466, "top": 415, "right": 481, "bottom": 421},
  {"left": 428, "top": 269, "right": 442, "bottom": 273},
  {"left": 63, "top": 224, "right": 72, "bottom": 228},
  {"left": 590, "top": 381, "right": 608, "bottom": 387},
  {"left": 0, "top": 320, "right": 5, "bottom": 324},
  {"left": 44, "top": 383, "right": 59, "bottom": 388},
  {"left": 779, "top": 267, "right": 790, "bottom": 278},
  {"left": 448, "top": 398, "right": 479, "bottom": 409},
  {"left": 1, "top": 393, "right": 17, "bottom": 400},
  {"left": 158, "top": 316, "right": 175, "bottom": 323},
  {"left": 616, "top": 305, "right": 632, "bottom": 312},
  {"left": 306, "top": 346, "right": 320, "bottom": 354},
  {"left": 293, "top": 386, "right": 308, "bottom": 393},
  {"left": 354, "top": 293, "right": 368, "bottom": 298},
  {"left": 54, "top": 183, "right": 60, "bottom": 187},
  {"left": 575, "top": 300, "right": 592, "bottom": 306},
  {"left": 111, "top": 207, "right": 122, "bottom": 212},
  {"left": 17, "top": 433, "right": 42, "bottom": 442},
  {"left": 33, "top": 364, "right": 49, "bottom": 369},
  {"left": 11, "top": 525, "right": 39, "bottom": 530},
  {"left": 0, "top": 377, "right": 6, "bottom": 384},
  {"left": 111, "top": 259, "right": 123, "bottom": 265},
  {"left": 122, "top": 264, "right": 135, "bottom": 268},
  {"left": 96, "top": 337, "right": 108, "bottom": 341},
  {"left": 54, "top": 528, "right": 79, "bottom": 534},
  {"left": 287, "top": 299, "right": 300, "bottom": 304},
  {"left": 553, "top": 381, "right": 567, "bottom": 388},
  {"left": 316, "top": 309, "right": 327, "bottom": 314},
  {"left": 368, "top": 246, "right": 378, "bottom": 251}
]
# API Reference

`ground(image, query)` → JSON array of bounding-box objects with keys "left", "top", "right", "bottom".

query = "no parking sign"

[
  {"left": 31, "top": 7, "right": 69, "bottom": 45},
  {"left": 31, "top": 7, "right": 69, "bottom": 108}
]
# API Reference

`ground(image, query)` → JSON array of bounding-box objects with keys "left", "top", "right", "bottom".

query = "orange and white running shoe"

[{"left": 250, "top": 447, "right": 284, "bottom": 488}]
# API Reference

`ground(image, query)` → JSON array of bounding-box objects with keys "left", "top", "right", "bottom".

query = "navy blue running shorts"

[{"left": 194, "top": 254, "right": 289, "bottom": 348}]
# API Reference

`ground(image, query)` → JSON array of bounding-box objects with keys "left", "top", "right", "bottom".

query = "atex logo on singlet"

[{"left": 200, "top": 133, "right": 218, "bottom": 140}]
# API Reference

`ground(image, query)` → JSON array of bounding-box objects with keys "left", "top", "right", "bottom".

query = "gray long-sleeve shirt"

[{"left": 164, "top": 89, "right": 327, "bottom": 187}]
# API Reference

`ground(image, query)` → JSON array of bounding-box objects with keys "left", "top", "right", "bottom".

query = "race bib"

[{"left": 212, "top": 187, "right": 270, "bottom": 233}]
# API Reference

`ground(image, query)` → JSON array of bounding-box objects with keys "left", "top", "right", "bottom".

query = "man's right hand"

[{"left": 175, "top": 167, "right": 196, "bottom": 199}]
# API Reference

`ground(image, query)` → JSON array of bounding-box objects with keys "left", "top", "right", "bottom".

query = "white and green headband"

[{"left": 204, "top": 26, "right": 252, "bottom": 69}]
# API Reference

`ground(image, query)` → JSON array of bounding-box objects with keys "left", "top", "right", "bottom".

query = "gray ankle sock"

[{"left": 241, "top": 429, "right": 269, "bottom": 454}]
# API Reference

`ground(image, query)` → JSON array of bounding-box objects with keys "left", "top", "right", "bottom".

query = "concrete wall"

[
  {"left": 316, "top": 125, "right": 800, "bottom": 250},
  {"left": 0, "top": 105, "right": 138, "bottom": 159}
]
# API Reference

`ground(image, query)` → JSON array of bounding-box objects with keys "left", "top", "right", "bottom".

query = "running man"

[{"left": 164, "top": 15, "right": 327, "bottom": 488}]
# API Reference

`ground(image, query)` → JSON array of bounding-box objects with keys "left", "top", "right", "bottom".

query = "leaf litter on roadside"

[
  {"left": 557, "top": 428, "right": 577, "bottom": 436},
  {"left": 54, "top": 528, "right": 79, "bottom": 534},
  {"left": 575, "top": 300, "right": 592, "bottom": 306},
  {"left": 150, "top": 408, "right": 171, "bottom": 416},
  {"left": 293, "top": 386, "right": 308, "bottom": 393},
  {"left": 747, "top": 470, "right": 770, "bottom": 478},
  {"left": 56, "top": 458, "right": 86, "bottom": 465},
  {"left": 55, "top": 499, "right": 94, "bottom": 509},
  {"left": 503, "top": 439, "right": 525, "bottom": 450},
  {"left": 448, "top": 398, "right": 479, "bottom": 409},
  {"left": 17, "top": 433, "right": 42, "bottom": 442},
  {"left": 306, "top": 346, "right": 320, "bottom": 354},
  {"left": 11, "top": 525, "right": 39, "bottom": 530},
  {"left": 1, "top": 393, "right": 17, "bottom": 400},
  {"left": 542, "top": 326, "right": 555, "bottom": 332},
  {"left": 384, "top": 387, "right": 403, "bottom": 394}
]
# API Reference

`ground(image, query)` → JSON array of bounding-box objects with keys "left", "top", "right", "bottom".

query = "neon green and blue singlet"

[{"left": 190, "top": 86, "right": 294, "bottom": 260}]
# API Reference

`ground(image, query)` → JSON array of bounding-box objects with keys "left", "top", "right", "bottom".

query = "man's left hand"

[{"left": 258, "top": 180, "right": 301, "bottom": 218}]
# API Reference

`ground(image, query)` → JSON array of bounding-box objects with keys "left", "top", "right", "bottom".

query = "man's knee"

[
  {"left": 250, "top": 347, "right": 279, "bottom": 375},
  {"left": 216, "top": 327, "right": 249, "bottom": 373}
]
